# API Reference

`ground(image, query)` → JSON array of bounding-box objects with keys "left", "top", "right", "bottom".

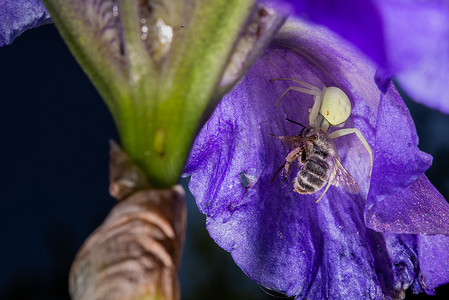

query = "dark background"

[{"left": 0, "top": 24, "right": 448, "bottom": 300}]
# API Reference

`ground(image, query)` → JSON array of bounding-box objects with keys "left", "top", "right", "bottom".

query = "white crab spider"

[{"left": 270, "top": 78, "right": 373, "bottom": 202}]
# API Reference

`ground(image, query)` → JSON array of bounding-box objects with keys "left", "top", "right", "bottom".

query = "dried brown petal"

[
  {"left": 108, "top": 140, "right": 149, "bottom": 200},
  {"left": 70, "top": 142, "right": 186, "bottom": 300}
]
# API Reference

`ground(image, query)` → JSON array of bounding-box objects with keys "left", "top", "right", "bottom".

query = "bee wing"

[
  {"left": 332, "top": 157, "right": 360, "bottom": 194},
  {"left": 270, "top": 134, "right": 313, "bottom": 148}
]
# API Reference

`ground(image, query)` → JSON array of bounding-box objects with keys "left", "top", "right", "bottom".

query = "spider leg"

[
  {"left": 328, "top": 128, "right": 373, "bottom": 178},
  {"left": 270, "top": 78, "right": 320, "bottom": 91},
  {"left": 273, "top": 86, "right": 320, "bottom": 108},
  {"left": 309, "top": 93, "right": 325, "bottom": 129}
]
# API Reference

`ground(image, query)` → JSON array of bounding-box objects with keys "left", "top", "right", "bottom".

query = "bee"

[
  {"left": 270, "top": 78, "right": 373, "bottom": 202},
  {"left": 271, "top": 124, "right": 360, "bottom": 203}
]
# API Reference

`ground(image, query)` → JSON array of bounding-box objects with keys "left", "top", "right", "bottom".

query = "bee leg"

[
  {"left": 271, "top": 162, "right": 286, "bottom": 184},
  {"left": 315, "top": 162, "right": 338, "bottom": 203},
  {"left": 328, "top": 128, "right": 373, "bottom": 178},
  {"left": 284, "top": 147, "right": 303, "bottom": 176},
  {"left": 271, "top": 147, "right": 302, "bottom": 183}
]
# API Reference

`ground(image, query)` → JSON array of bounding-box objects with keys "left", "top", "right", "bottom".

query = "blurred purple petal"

[
  {"left": 0, "top": 0, "right": 51, "bottom": 47},
  {"left": 376, "top": 0, "right": 449, "bottom": 114},
  {"left": 185, "top": 17, "right": 449, "bottom": 298},
  {"left": 287, "top": 0, "right": 387, "bottom": 68},
  {"left": 286, "top": 0, "right": 449, "bottom": 114}
]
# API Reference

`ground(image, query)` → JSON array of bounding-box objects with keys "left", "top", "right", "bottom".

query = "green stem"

[{"left": 114, "top": 0, "right": 256, "bottom": 188}]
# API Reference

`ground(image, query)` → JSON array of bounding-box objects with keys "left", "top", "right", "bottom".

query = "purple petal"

[
  {"left": 365, "top": 83, "right": 449, "bottom": 235},
  {"left": 375, "top": 0, "right": 449, "bottom": 114},
  {"left": 366, "top": 174, "right": 449, "bottom": 235},
  {"left": 185, "top": 17, "right": 441, "bottom": 298},
  {"left": 0, "top": 0, "right": 51, "bottom": 47},
  {"left": 369, "top": 233, "right": 421, "bottom": 298},
  {"left": 418, "top": 234, "right": 449, "bottom": 293}
]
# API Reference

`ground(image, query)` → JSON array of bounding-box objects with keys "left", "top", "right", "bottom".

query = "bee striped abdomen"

[{"left": 294, "top": 152, "right": 331, "bottom": 194}]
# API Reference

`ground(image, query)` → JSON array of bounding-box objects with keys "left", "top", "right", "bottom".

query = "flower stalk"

[{"left": 69, "top": 142, "right": 186, "bottom": 300}]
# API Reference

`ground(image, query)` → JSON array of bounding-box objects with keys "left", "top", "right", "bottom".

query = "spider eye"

[{"left": 320, "top": 87, "right": 351, "bottom": 125}]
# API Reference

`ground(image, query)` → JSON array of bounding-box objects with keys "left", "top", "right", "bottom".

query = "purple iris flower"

[
  {"left": 2, "top": 0, "right": 449, "bottom": 298},
  {"left": 184, "top": 18, "right": 449, "bottom": 298}
]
